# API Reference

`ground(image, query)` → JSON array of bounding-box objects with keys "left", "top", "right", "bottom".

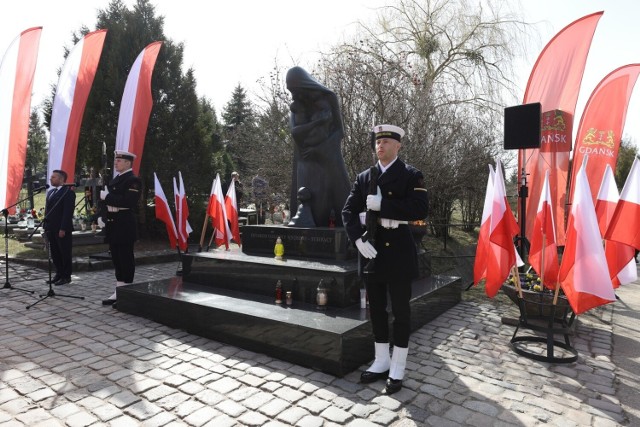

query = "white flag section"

[
  {"left": 115, "top": 41, "right": 162, "bottom": 174},
  {"left": 47, "top": 29, "right": 106, "bottom": 183},
  {"left": 0, "top": 27, "right": 41, "bottom": 212}
]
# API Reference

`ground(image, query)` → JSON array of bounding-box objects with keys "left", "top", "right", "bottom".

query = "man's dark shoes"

[
  {"left": 46, "top": 276, "right": 61, "bottom": 284},
  {"left": 54, "top": 277, "right": 71, "bottom": 286},
  {"left": 360, "top": 370, "right": 389, "bottom": 384},
  {"left": 385, "top": 378, "right": 403, "bottom": 394},
  {"left": 102, "top": 298, "right": 116, "bottom": 306}
]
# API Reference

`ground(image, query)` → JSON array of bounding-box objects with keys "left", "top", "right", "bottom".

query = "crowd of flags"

[
  {"left": 154, "top": 172, "right": 241, "bottom": 253},
  {"left": 474, "top": 156, "right": 639, "bottom": 315}
]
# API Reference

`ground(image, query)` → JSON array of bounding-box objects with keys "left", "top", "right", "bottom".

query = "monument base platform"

[{"left": 117, "top": 274, "right": 462, "bottom": 376}]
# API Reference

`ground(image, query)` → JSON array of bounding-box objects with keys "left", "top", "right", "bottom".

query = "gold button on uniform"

[{"left": 385, "top": 242, "right": 390, "bottom": 247}]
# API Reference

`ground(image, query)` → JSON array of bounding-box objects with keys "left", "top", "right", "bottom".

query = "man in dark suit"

[
  {"left": 44, "top": 170, "right": 76, "bottom": 285},
  {"left": 100, "top": 150, "right": 141, "bottom": 307},
  {"left": 342, "top": 124, "right": 428, "bottom": 395}
]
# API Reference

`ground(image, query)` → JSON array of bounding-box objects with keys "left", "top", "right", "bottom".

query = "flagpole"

[
  {"left": 540, "top": 234, "right": 545, "bottom": 286},
  {"left": 198, "top": 215, "right": 209, "bottom": 251}
]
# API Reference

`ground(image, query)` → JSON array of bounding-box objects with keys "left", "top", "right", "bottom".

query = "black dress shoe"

[
  {"left": 46, "top": 276, "right": 61, "bottom": 284},
  {"left": 102, "top": 298, "right": 116, "bottom": 306},
  {"left": 385, "top": 378, "right": 403, "bottom": 394},
  {"left": 54, "top": 277, "right": 71, "bottom": 286},
  {"left": 360, "top": 370, "right": 389, "bottom": 384}
]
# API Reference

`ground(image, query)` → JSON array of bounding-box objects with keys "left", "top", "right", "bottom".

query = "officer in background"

[
  {"left": 43, "top": 169, "right": 76, "bottom": 286},
  {"left": 100, "top": 150, "right": 141, "bottom": 307},
  {"left": 342, "top": 124, "right": 428, "bottom": 395}
]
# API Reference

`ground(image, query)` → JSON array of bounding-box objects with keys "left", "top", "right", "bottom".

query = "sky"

[{"left": 2, "top": 0, "right": 640, "bottom": 147}]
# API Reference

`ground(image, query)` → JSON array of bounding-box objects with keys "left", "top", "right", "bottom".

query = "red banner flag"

[
  {"left": 154, "top": 173, "right": 178, "bottom": 249},
  {"left": 0, "top": 27, "right": 42, "bottom": 212},
  {"left": 115, "top": 41, "right": 162, "bottom": 174},
  {"left": 207, "top": 174, "right": 231, "bottom": 250},
  {"left": 485, "top": 160, "right": 520, "bottom": 297},
  {"left": 47, "top": 29, "right": 107, "bottom": 183},
  {"left": 605, "top": 156, "right": 640, "bottom": 250},
  {"left": 559, "top": 157, "right": 616, "bottom": 315},
  {"left": 528, "top": 170, "right": 559, "bottom": 290},
  {"left": 225, "top": 179, "right": 242, "bottom": 245},
  {"left": 570, "top": 64, "right": 640, "bottom": 204},
  {"left": 473, "top": 165, "right": 494, "bottom": 285},
  {"left": 519, "top": 12, "right": 603, "bottom": 247},
  {"left": 595, "top": 165, "right": 637, "bottom": 287}
]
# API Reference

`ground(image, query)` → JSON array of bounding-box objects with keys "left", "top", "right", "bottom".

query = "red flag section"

[
  {"left": 605, "top": 156, "right": 640, "bottom": 250},
  {"left": 559, "top": 157, "right": 616, "bottom": 315},
  {"left": 485, "top": 160, "right": 519, "bottom": 297},
  {"left": 0, "top": 27, "right": 42, "bottom": 213},
  {"left": 225, "top": 179, "right": 242, "bottom": 245},
  {"left": 115, "top": 41, "right": 162, "bottom": 174},
  {"left": 595, "top": 165, "right": 637, "bottom": 288},
  {"left": 473, "top": 165, "right": 494, "bottom": 285},
  {"left": 520, "top": 12, "right": 603, "bottom": 246},
  {"left": 207, "top": 174, "right": 231, "bottom": 250},
  {"left": 178, "top": 171, "right": 192, "bottom": 250},
  {"left": 47, "top": 29, "right": 107, "bottom": 183},
  {"left": 154, "top": 173, "right": 178, "bottom": 249},
  {"left": 570, "top": 64, "right": 640, "bottom": 204},
  {"left": 528, "top": 170, "right": 559, "bottom": 290}
]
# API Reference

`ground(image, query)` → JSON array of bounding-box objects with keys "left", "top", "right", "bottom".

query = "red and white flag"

[
  {"left": 595, "top": 165, "right": 637, "bottom": 287},
  {"left": 559, "top": 156, "right": 616, "bottom": 314},
  {"left": 528, "top": 170, "right": 559, "bottom": 290},
  {"left": 225, "top": 179, "right": 242, "bottom": 245},
  {"left": 0, "top": 27, "right": 42, "bottom": 212},
  {"left": 605, "top": 156, "right": 640, "bottom": 251},
  {"left": 207, "top": 174, "right": 231, "bottom": 250},
  {"left": 173, "top": 172, "right": 192, "bottom": 252},
  {"left": 47, "top": 29, "right": 106, "bottom": 183},
  {"left": 473, "top": 164, "right": 494, "bottom": 285},
  {"left": 154, "top": 173, "right": 178, "bottom": 249},
  {"left": 485, "top": 160, "right": 520, "bottom": 297},
  {"left": 115, "top": 41, "right": 162, "bottom": 174}
]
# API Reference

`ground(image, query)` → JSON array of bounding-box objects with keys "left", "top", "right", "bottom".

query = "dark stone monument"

[{"left": 286, "top": 66, "right": 351, "bottom": 227}]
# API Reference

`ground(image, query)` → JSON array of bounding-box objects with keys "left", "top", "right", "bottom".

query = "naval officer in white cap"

[
  {"left": 342, "top": 124, "right": 428, "bottom": 394},
  {"left": 100, "top": 150, "right": 141, "bottom": 308}
]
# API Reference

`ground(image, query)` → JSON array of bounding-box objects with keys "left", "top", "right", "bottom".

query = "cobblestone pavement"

[{"left": 0, "top": 258, "right": 638, "bottom": 426}]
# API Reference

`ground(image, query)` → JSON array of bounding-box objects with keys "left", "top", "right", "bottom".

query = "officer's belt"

[
  {"left": 107, "top": 206, "right": 130, "bottom": 212},
  {"left": 377, "top": 218, "right": 408, "bottom": 229}
]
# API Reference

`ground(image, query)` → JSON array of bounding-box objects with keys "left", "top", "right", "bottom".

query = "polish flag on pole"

[
  {"left": 485, "top": 160, "right": 520, "bottom": 297},
  {"left": 0, "top": 27, "right": 42, "bottom": 212},
  {"left": 154, "top": 173, "right": 178, "bottom": 249},
  {"left": 47, "top": 29, "right": 106, "bottom": 183},
  {"left": 207, "top": 174, "right": 231, "bottom": 250},
  {"left": 178, "top": 171, "right": 192, "bottom": 247},
  {"left": 528, "top": 170, "right": 559, "bottom": 290},
  {"left": 605, "top": 156, "right": 640, "bottom": 251},
  {"left": 559, "top": 156, "right": 616, "bottom": 314},
  {"left": 473, "top": 164, "right": 495, "bottom": 285},
  {"left": 595, "top": 165, "right": 637, "bottom": 287},
  {"left": 115, "top": 41, "right": 162, "bottom": 174},
  {"left": 225, "top": 179, "right": 242, "bottom": 245}
]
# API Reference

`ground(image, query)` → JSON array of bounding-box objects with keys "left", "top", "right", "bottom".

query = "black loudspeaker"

[{"left": 503, "top": 102, "right": 541, "bottom": 150}]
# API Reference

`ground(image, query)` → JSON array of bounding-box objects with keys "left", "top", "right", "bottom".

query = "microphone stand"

[
  {"left": 1, "top": 189, "right": 46, "bottom": 294},
  {"left": 27, "top": 186, "right": 85, "bottom": 309}
]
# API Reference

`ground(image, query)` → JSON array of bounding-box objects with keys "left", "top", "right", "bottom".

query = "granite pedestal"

[{"left": 117, "top": 273, "right": 461, "bottom": 376}]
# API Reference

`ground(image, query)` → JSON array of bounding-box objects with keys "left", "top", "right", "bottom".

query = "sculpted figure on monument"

[{"left": 285, "top": 66, "right": 351, "bottom": 227}]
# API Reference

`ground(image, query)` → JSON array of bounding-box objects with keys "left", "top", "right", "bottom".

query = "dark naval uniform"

[
  {"left": 342, "top": 158, "right": 428, "bottom": 347},
  {"left": 104, "top": 169, "right": 141, "bottom": 284},
  {"left": 44, "top": 186, "right": 76, "bottom": 283}
]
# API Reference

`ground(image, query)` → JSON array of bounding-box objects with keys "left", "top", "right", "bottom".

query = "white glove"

[
  {"left": 366, "top": 186, "right": 382, "bottom": 211},
  {"left": 355, "top": 237, "right": 377, "bottom": 259},
  {"left": 97, "top": 217, "right": 105, "bottom": 228},
  {"left": 100, "top": 188, "right": 109, "bottom": 200}
]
